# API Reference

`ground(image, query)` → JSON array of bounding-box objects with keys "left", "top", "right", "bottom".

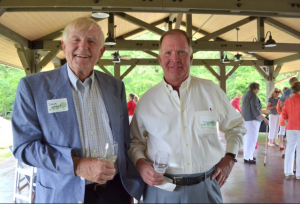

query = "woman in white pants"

[
  {"left": 242, "top": 82, "right": 269, "bottom": 164},
  {"left": 266, "top": 88, "right": 280, "bottom": 147},
  {"left": 282, "top": 81, "right": 300, "bottom": 179}
]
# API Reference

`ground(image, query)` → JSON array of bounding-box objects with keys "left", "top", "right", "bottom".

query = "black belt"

[{"left": 166, "top": 167, "right": 215, "bottom": 186}]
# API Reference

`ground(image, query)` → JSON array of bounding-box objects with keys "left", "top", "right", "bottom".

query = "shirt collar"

[
  {"left": 163, "top": 75, "right": 191, "bottom": 92},
  {"left": 67, "top": 63, "right": 95, "bottom": 91}
]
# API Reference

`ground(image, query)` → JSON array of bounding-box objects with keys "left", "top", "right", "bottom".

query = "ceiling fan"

[{"left": 111, "top": 51, "right": 131, "bottom": 63}]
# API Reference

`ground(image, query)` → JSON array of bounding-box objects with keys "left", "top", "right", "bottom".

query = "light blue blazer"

[{"left": 12, "top": 64, "right": 144, "bottom": 203}]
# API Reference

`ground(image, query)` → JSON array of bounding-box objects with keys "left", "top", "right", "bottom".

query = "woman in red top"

[
  {"left": 127, "top": 93, "right": 136, "bottom": 124},
  {"left": 282, "top": 81, "right": 300, "bottom": 179}
]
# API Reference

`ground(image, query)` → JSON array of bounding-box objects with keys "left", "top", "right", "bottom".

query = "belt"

[{"left": 165, "top": 167, "right": 215, "bottom": 186}]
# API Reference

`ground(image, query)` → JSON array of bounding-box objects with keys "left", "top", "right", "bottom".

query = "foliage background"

[{"left": 0, "top": 30, "right": 298, "bottom": 116}]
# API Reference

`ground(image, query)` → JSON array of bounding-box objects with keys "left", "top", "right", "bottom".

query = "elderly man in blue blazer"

[{"left": 12, "top": 17, "right": 144, "bottom": 203}]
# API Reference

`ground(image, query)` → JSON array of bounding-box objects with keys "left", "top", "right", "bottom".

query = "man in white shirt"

[{"left": 129, "top": 29, "right": 246, "bottom": 203}]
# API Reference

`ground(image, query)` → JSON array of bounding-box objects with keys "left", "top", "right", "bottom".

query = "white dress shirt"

[{"left": 129, "top": 76, "right": 246, "bottom": 174}]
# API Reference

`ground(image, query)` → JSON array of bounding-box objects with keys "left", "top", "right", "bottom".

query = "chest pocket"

[{"left": 194, "top": 111, "right": 218, "bottom": 137}]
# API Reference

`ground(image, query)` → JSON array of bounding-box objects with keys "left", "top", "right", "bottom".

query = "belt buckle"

[{"left": 173, "top": 176, "right": 183, "bottom": 185}]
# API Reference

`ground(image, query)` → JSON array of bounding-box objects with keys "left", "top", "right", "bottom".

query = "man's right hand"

[
  {"left": 72, "top": 157, "right": 116, "bottom": 184},
  {"left": 136, "top": 158, "right": 164, "bottom": 186}
]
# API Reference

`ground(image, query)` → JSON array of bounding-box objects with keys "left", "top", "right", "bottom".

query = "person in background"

[
  {"left": 11, "top": 17, "right": 144, "bottom": 203},
  {"left": 282, "top": 81, "right": 300, "bottom": 179},
  {"left": 276, "top": 87, "right": 289, "bottom": 150},
  {"left": 242, "top": 82, "right": 269, "bottom": 164},
  {"left": 280, "top": 77, "right": 299, "bottom": 158},
  {"left": 129, "top": 29, "right": 246, "bottom": 203},
  {"left": 128, "top": 93, "right": 137, "bottom": 124},
  {"left": 266, "top": 88, "right": 281, "bottom": 147},
  {"left": 230, "top": 94, "right": 242, "bottom": 113},
  {"left": 134, "top": 95, "right": 139, "bottom": 104}
]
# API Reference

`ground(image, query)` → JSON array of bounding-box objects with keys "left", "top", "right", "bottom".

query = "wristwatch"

[{"left": 225, "top": 153, "right": 237, "bottom": 162}]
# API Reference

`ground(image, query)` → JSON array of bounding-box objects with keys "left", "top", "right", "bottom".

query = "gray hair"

[{"left": 62, "top": 17, "right": 105, "bottom": 48}]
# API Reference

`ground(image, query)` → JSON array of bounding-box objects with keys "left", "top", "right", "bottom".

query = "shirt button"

[
  {"left": 88, "top": 113, "right": 91, "bottom": 116},
  {"left": 91, "top": 131, "right": 93, "bottom": 135},
  {"left": 186, "top": 144, "right": 188, "bottom": 146},
  {"left": 187, "top": 162, "right": 190, "bottom": 165},
  {"left": 183, "top": 126, "right": 187, "bottom": 129}
]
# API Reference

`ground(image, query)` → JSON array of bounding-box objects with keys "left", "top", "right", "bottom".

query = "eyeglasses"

[{"left": 275, "top": 91, "right": 280, "bottom": 93}]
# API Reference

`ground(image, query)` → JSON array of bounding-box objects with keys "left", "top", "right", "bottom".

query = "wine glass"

[
  {"left": 154, "top": 151, "right": 169, "bottom": 173},
  {"left": 100, "top": 141, "right": 118, "bottom": 163}
]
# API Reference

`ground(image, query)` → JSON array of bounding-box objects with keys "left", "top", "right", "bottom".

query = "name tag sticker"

[
  {"left": 47, "top": 98, "right": 68, "bottom": 113},
  {"left": 200, "top": 116, "right": 217, "bottom": 129}
]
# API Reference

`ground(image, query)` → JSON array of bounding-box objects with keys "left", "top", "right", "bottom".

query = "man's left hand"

[{"left": 211, "top": 155, "right": 235, "bottom": 188}]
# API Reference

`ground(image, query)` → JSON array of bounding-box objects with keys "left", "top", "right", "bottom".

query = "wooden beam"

[
  {"left": 0, "top": 23, "right": 29, "bottom": 47},
  {"left": 253, "top": 65, "right": 269, "bottom": 80},
  {"left": 117, "top": 18, "right": 167, "bottom": 39},
  {"left": 143, "top": 50, "right": 158, "bottom": 58},
  {"left": 273, "top": 64, "right": 283, "bottom": 78},
  {"left": 274, "top": 53, "right": 300, "bottom": 65},
  {"left": 0, "top": 8, "right": 6, "bottom": 17},
  {"left": 175, "top": 13, "right": 183, "bottom": 29},
  {"left": 203, "top": 65, "right": 220, "bottom": 81},
  {"left": 219, "top": 64, "right": 226, "bottom": 92},
  {"left": 108, "top": 12, "right": 115, "bottom": 38},
  {"left": 114, "top": 64, "right": 121, "bottom": 79},
  {"left": 265, "top": 17, "right": 300, "bottom": 40},
  {"left": 198, "top": 17, "right": 256, "bottom": 41},
  {"left": 36, "top": 49, "right": 60, "bottom": 71},
  {"left": 226, "top": 65, "right": 239, "bottom": 79},
  {"left": 257, "top": 17, "right": 265, "bottom": 42},
  {"left": 3, "top": 0, "right": 300, "bottom": 18},
  {"left": 120, "top": 65, "right": 136, "bottom": 80},
  {"left": 99, "top": 66, "right": 112, "bottom": 76},
  {"left": 15, "top": 44, "right": 32, "bottom": 75},
  {"left": 97, "top": 58, "right": 265, "bottom": 66},
  {"left": 186, "top": 14, "right": 192, "bottom": 37},
  {"left": 115, "top": 12, "right": 164, "bottom": 36}
]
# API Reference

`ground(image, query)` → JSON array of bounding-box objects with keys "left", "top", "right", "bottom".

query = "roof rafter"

[
  {"left": 115, "top": 12, "right": 164, "bottom": 36},
  {"left": 198, "top": 17, "right": 256, "bottom": 41},
  {"left": 265, "top": 17, "right": 300, "bottom": 40},
  {"left": 0, "top": 23, "right": 29, "bottom": 47}
]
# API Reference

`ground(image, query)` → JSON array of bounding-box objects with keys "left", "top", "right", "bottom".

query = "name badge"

[
  {"left": 47, "top": 98, "right": 68, "bottom": 113},
  {"left": 200, "top": 116, "right": 217, "bottom": 129}
]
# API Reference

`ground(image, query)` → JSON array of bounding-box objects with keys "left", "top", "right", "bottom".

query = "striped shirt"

[{"left": 67, "top": 64, "right": 115, "bottom": 184}]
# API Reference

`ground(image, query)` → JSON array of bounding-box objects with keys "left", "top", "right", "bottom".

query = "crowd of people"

[
  {"left": 10, "top": 16, "right": 299, "bottom": 203},
  {"left": 229, "top": 77, "right": 299, "bottom": 179}
]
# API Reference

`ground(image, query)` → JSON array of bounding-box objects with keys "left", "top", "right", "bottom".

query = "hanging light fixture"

[
  {"left": 222, "top": 52, "right": 230, "bottom": 63},
  {"left": 105, "top": 29, "right": 116, "bottom": 45},
  {"left": 264, "top": 31, "right": 277, "bottom": 47},
  {"left": 248, "top": 37, "right": 258, "bottom": 53},
  {"left": 91, "top": 12, "right": 109, "bottom": 19},
  {"left": 234, "top": 28, "right": 243, "bottom": 61}
]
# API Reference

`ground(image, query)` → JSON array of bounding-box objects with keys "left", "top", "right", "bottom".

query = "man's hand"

[
  {"left": 136, "top": 158, "right": 164, "bottom": 186},
  {"left": 72, "top": 157, "right": 116, "bottom": 184},
  {"left": 211, "top": 156, "right": 235, "bottom": 188}
]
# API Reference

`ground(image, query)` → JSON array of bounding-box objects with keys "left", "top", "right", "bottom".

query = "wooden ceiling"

[{"left": 1, "top": 0, "right": 300, "bottom": 75}]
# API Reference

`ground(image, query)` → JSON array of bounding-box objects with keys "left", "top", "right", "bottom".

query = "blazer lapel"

[
  {"left": 49, "top": 65, "right": 83, "bottom": 157},
  {"left": 95, "top": 72, "right": 120, "bottom": 142}
]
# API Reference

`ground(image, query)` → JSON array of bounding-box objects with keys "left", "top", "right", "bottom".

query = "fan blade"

[
  {"left": 120, "top": 55, "right": 131, "bottom": 58},
  {"left": 121, "top": 58, "right": 131, "bottom": 60}
]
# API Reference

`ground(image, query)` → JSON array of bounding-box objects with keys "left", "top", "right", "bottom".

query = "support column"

[
  {"left": 114, "top": 64, "right": 121, "bottom": 79},
  {"left": 218, "top": 64, "right": 226, "bottom": 92},
  {"left": 186, "top": 14, "right": 192, "bottom": 38},
  {"left": 266, "top": 66, "right": 275, "bottom": 104}
]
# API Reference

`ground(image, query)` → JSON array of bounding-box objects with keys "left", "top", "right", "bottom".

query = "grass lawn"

[{"left": 0, "top": 147, "right": 12, "bottom": 162}]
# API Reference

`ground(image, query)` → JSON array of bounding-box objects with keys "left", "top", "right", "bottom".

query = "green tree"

[{"left": 0, "top": 65, "right": 25, "bottom": 117}]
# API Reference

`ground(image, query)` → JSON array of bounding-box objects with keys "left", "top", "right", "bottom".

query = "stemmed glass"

[
  {"left": 154, "top": 151, "right": 169, "bottom": 173},
  {"left": 100, "top": 141, "right": 118, "bottom": 163}
]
